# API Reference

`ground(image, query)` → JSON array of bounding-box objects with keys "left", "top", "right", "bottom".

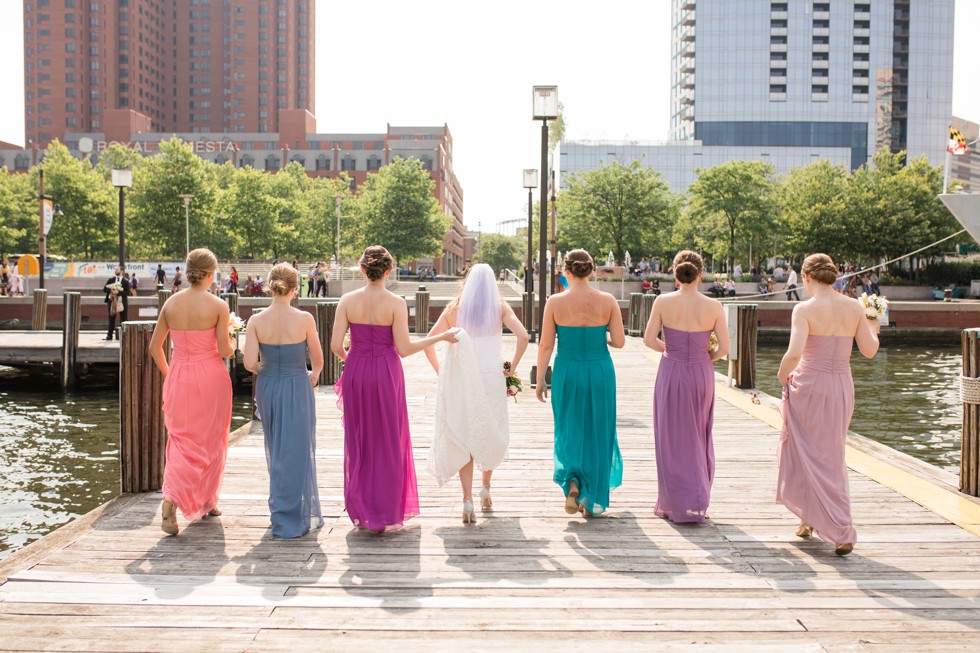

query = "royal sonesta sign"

[{"left": 93, "top": 140, "right": 238, "bottom": 152}]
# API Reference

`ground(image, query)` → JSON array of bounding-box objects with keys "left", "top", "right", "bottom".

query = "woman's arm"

[
  {"left": 710, "top": 302, "right": 731, "bottom": 362},
  {"left": 392, "top": 299, "right": 458, "bottom": 357},
  {"left": 643, "top": 298, "right": 665, "bottom": 352},
  {"left": 777, "top": 305, "right": 809, "bottom": 385},
  {"left": 306, "top": 312, "right": 324, "bottom": 386},
  {"left": 242, "top": 317, "right": 260, "bottom": 374},
  {"left": 535, "top": 298, "right": 557, "bottom": 402},
  {"left": 330, "top": 298, "right": 350, "bottom": 362},
  {"left": 854, "top": 303, "right": 881, "bottom": 359},
  {"left": 423, "top": 307, "right": 454, "bottom": 373},
  {"left": 502, "top": 302, "right": 530, "bottom": 372},
  {"left": 148, "top": 306, "right": 171, "bottom": 377},
  {"left": 214, "top": 302, "right": 234, "bottom": 359},
  {"left": 606, "top": 295, "right": 626, "bottom": 349}
]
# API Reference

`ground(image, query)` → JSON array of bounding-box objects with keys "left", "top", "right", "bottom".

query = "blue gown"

[
  {"left": 551, "top": 325, "right": 623, "bottom": 514},
  {"left": 256, "top": 341, "right": 323, "bottom": 538}
]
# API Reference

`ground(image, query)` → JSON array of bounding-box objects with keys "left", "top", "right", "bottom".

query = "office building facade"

[{"left": 22, "top": 0, "right": 314, "bottom": 148}]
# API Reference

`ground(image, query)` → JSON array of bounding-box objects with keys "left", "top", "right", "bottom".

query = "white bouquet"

[
  {"left": 106, "top": 281, "right": 123, "bottom": 293},
  {"left": 228, "top": 312, "right": 246, "bottom": 339},
  {"left": 858, "top": 293, "right": 888, "bottom": 324}
]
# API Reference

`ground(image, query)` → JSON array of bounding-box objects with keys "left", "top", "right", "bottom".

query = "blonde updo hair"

[
  {"left": 267, "top": 262, "right": 299, "bottom": 296},
  {"left": 673, "top": 250, "right": 703, "bottom": 284},
  {"left": 185, "top": 248, "right": 218, "bottom": 286},
  {"left": 564, "top": 249, "right": 595, "bottom": 278},
  {"left": 802, "top": 253, "right": 838, "bottom": 285},
  {"left": 359, "top": 245, "right": 393, "bottom": 281}
]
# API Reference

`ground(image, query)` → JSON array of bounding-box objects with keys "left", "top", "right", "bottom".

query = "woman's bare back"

[
  {"left": 163, "top": 290, "right": 226, "bottom": 331},
  {"left": 341, "top": 285, "right": 400, "bottom": 326},
  {"left": 550, "top": 287, "right": 616, "bottom": 327}
]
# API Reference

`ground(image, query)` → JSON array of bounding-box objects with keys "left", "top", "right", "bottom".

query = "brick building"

[{"left": 23, "top": 0, "right": 314, "bottom": 148}]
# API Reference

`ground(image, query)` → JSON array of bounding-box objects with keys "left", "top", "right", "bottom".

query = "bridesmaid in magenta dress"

[
  {"left": 331, "top": 247, "right": 457, "bottom": 533},
  {"left": 149, "top": 249, "right": 235, "bottom": 536},
  {"left": 777, "top": 253, "right": 880, "bottom": 556},
  {"left": 644, "top": 250, "right": 730, "bottom": 523}
]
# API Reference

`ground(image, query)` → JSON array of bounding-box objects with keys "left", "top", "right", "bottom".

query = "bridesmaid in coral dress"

[
  {"left": 330, "top": 246, "right": 457, "bottom": 533},
  {"left": 777, "top": 253, "right": 880, "bottom": 556},
  {"left": 644, "top": 250, "right": 730, "bottom": 523},
  {"left": 149, "top": 248, "right": 235, "bottom": 536}
]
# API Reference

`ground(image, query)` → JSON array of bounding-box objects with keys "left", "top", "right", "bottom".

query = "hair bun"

[
  {"left": 359, "top": 246, "right": 393, "bottom": 281},
  {"left": 563, "top": 248, "right": 595, "bottom": 278}
]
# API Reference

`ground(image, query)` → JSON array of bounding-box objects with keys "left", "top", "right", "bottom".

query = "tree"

[
  {"left": 779, "top": 159, "right": 849, "bottom": 260},
  {"left": 687, "top": 160, "right": 776, "bottom": 271},
  {"left": 353, "top": 157, "right": 449, "bottom": 265},
  {"left": 0, "top": 171, "right": 35, "bottom": 257},
  {"left": 557, "top": 160, "right": 677, "bottom": 266},
  {"left": 548, "top": 102, "right": 566, "bottom": 151},
  {"left": 225, "top": 167, "right": 280, "bottom": 259},
  {"left": 127, "top": 138, "right": 218, "bottom": 258},
  {"left": 37, "top": 141, "right": 117, "bottom": 259},
  {"left": 474, "top": 233, "right": 523, "bottom": 274}
]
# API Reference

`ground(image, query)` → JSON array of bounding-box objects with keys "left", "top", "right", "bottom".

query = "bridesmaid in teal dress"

[
  {"left": 536, "top": 249, "right": 626, "bottom": 516},
  {"left": 244, "top": 263, "right": 324, "bottom": 538}
]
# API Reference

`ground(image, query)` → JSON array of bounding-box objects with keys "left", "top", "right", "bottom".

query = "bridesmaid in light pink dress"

[
  {"left": 149, "top": 248, "right": 235, "bottom": 536},
  {"left": 776, "top": 253, "right": 880, "bottom": 556}
]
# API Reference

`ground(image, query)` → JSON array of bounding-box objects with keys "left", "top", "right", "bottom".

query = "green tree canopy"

[
  {"left": 353, "top": 157, "right": 449, "bottom": 264},
  {"left": 473, "top": 233, "right": 523, "bottom": 274},
  {"left": 779, "top": 159, "right": 849, "bottom": 260},
  {"left": 557, "top": 160, "right": 677, "bottom": 266}
]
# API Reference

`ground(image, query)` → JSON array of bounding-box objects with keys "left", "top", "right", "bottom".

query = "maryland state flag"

[{"left": 949, "top": 127, "right": 968, "bottom": 155}]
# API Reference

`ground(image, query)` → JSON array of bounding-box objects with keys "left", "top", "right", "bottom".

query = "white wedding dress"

[{"left": 428, "top": 329, "right": 510, "bottom": 485}]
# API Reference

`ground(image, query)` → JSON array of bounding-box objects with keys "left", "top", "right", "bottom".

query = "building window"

[
  {"left": 341, "top": 154, "right": 356, "bottom": 171},
  {"left": 316, "top": 154, "right": 330, "bottom": 171},
  {"left": 265, "top": 154, "right": 279, "bottom": 170}
]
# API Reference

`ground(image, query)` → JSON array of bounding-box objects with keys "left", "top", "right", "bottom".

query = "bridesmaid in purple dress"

[
  {"left": 644, "top": 250, "right": 729, "bottom": 523},
  {"left": 331, "top": 246, "right": 457, "bottom": 533},
  {"left": 776, "top": 254, "right": 880, "bottom": 556}
]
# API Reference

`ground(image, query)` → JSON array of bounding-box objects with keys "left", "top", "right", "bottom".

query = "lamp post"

[
  {"left": 178, "top": 194, "right": 194, "bottom": 256},
  {"left": 36, "top": 168, "right": 62, "bottom": 290},
  {"left": 112, "top": 169, "right": 133, "bottom": 267},
  {"left": 550, "top": 168, "right": 558, "bottom": 294},
  {"left": 335, "top": 195, "right": 343, "bottom": 264},
  {"left": 532, "top": 85, "right": 558, "bottom": 338},
  {"left": 523, "top": 168, "right": 538, "bottom": 342}
]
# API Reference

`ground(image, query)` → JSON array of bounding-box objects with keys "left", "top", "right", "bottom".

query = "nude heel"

[{"left": 462, "top": 499, "right": 475, "bottom": 525}]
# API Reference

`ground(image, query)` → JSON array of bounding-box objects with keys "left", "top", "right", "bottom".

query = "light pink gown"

[
  {"left": 777, "top": 335, "right": 857, "bottom": 545},
  {"left": 162, "top": 330, "right": 232, "bottom": 521}
]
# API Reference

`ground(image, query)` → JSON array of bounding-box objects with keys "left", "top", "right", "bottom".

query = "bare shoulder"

[{"left": 598, "top": 290, "right": 619, "bottom": 305}]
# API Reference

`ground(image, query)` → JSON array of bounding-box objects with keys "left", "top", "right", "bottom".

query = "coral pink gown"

[
  {"left": 777, "top": 335, "right": 858, "bottom": 545},
  {"left": 162, "top": 329, "right": 232, "bottom": 520}
]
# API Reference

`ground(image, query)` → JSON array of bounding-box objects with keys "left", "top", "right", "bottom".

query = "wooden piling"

[
  {"left": 60, "top": 292, "right": 82, "bottom": 392},
  {"left": 628, "top": 293, "right": 643, "bottom": 336},
  {"left": 415, "top": 289, "right": 430, "bottom": 334},
  {"left": 221, "top": 293, "right": 240, "bottom": 390},
  {"left": 522, "top": 292, "right": 534, "bottom": 341},
  {"left": 961, "top": 328, "right": 980, "bottom": 496},
  {"left": 221, "top": 292, "right": 238, "bottom": 316},
  {"left": 316, "top": 301, "right": 341, "bottom": 386},
  {"left": 119, "top": 321, "right": 167, "bottom": 493},
  {"left": 733, "top": 304, "right": 758, "bottom": 390},
  {"left": 639, "top": 294, "right": 655, "bottom": 336},
  {"left": 31, "top": 288, "right": 47, "bottom": 331}
]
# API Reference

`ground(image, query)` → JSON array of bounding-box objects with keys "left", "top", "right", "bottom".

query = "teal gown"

[{"left": 551, "top": 325, "right": 623, "bottom": 514}]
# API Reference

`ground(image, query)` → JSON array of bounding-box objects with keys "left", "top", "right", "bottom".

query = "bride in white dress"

[{"left": 424, "top": 263, "right": 530, "bottom": 524}]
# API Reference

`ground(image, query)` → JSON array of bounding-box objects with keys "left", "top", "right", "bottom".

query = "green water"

[
  {"left": 0, "top": 366, "right": 253, "bottom": 559},
  {"left": 734, "top": 345, "right": 962, "bottom": 472}
]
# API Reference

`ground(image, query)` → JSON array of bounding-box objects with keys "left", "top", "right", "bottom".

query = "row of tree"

[
  {"left": 475, "top": 152, "right": 965, "bottom": 276},
  {"left": 0, "top": 139, "right": 450, "bottom": 265}
]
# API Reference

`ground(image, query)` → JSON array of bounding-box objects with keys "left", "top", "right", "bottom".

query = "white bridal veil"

[{"left": 456, "top": 263, "right": 501, "bottom": 337}]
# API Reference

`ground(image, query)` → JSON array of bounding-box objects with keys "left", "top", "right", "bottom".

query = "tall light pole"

[
  {"left": 178, "top": 194, "right": 194, "bottom": 256},
  {"left": 335, "top": 195, "right": 343, "bottom": 264},
  {"left": 523, "top": 169, "right": 538, "bottom": 341},
  {"left": 532, "top": 85, "right": 558, "bottom": 338},
  {"left": 112, "top": 169, "right": 132, "bottom": 267}
]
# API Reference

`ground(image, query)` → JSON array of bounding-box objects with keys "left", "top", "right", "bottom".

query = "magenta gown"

[
  {"left": 777, "top": 335, "right": 857, "bottom": 545},
  {"left": 162, "top": 330, "right": 232, "bottom": 521},
  {"left": 336, "top": 323, "right": 419, "bottom": 531},
  {"left": 653, "top": 326, "right": 715, "bottom": 523}
]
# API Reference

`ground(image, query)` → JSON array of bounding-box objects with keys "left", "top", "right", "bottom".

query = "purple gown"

[
  {"left": 336, "top": 323, "right": 419, "bottom": 531},
  {"left": 777, "top": 335, "right": 857, "bottom": 545},
  {"left": 653, "top": 326, "right": 715, "bottom": 523}
]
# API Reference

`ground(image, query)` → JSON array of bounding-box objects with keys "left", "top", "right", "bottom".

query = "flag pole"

[{"left": 943, "top": 147, "right": 951, "bottom": 194}]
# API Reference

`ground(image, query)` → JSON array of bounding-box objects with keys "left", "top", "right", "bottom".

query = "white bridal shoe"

[
  {"left": 462, "top": 499, "right": 475, "bottom": 524},
  {"left": 479, "top": 485, "right": 492, "bottom": 510}
]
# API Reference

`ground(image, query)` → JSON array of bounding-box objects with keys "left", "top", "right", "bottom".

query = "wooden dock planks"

[{"left": 2, "top": 337, "right": 980, "bottom": 650}]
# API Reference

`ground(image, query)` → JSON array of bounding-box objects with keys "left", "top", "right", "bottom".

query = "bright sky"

[{"left": 1, "top": 1, "right": 978, "bottom": 232}]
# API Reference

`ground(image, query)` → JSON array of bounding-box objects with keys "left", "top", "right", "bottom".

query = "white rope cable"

[
  {"left": 717, "top": 228, "right": 968, "bottom": 302},
  {"left": 961, "top": 375, "right": 980, "bottom": 404}
]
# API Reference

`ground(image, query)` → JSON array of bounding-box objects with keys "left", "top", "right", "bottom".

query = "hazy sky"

[{"left": 1, "top": 1, "right": 977, "bottom": 232}]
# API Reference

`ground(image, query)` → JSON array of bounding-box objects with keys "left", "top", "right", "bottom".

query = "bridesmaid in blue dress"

[
  {"left": 536, "top": 249, "right": 626, "bottom": 516},
  {"left": 244, "top": 263, "right": 324, "bottom": 538}
]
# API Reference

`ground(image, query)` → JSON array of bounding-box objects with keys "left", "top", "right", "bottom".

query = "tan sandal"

[
  {"left": 795, "top": 524, "right": 813, "bottom": 539},
  {"left": 161, "top": 499, "right": 179, "bottom": 536},
  {"left": 835, "top": 543, "right": 854, "bottom": 556}
]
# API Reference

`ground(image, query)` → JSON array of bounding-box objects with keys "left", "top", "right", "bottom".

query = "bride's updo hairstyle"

[
  {"left": 564, "top": 249, "right": 595, "bottom": 278},
  {"left": 673, "top": 250, "right": 703, "bottom": 284},
  {"left": 802, "top": 253, "right": 838, "bottom": 285},
  {"left": 267, "top": 262, "right": 299, "bottom": 296},
  {"left": 359, "top": 245, "right": 393, "bottom": 281},
  {"left": 185, "top": 248, "right": 218, "bottom": 286}
]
